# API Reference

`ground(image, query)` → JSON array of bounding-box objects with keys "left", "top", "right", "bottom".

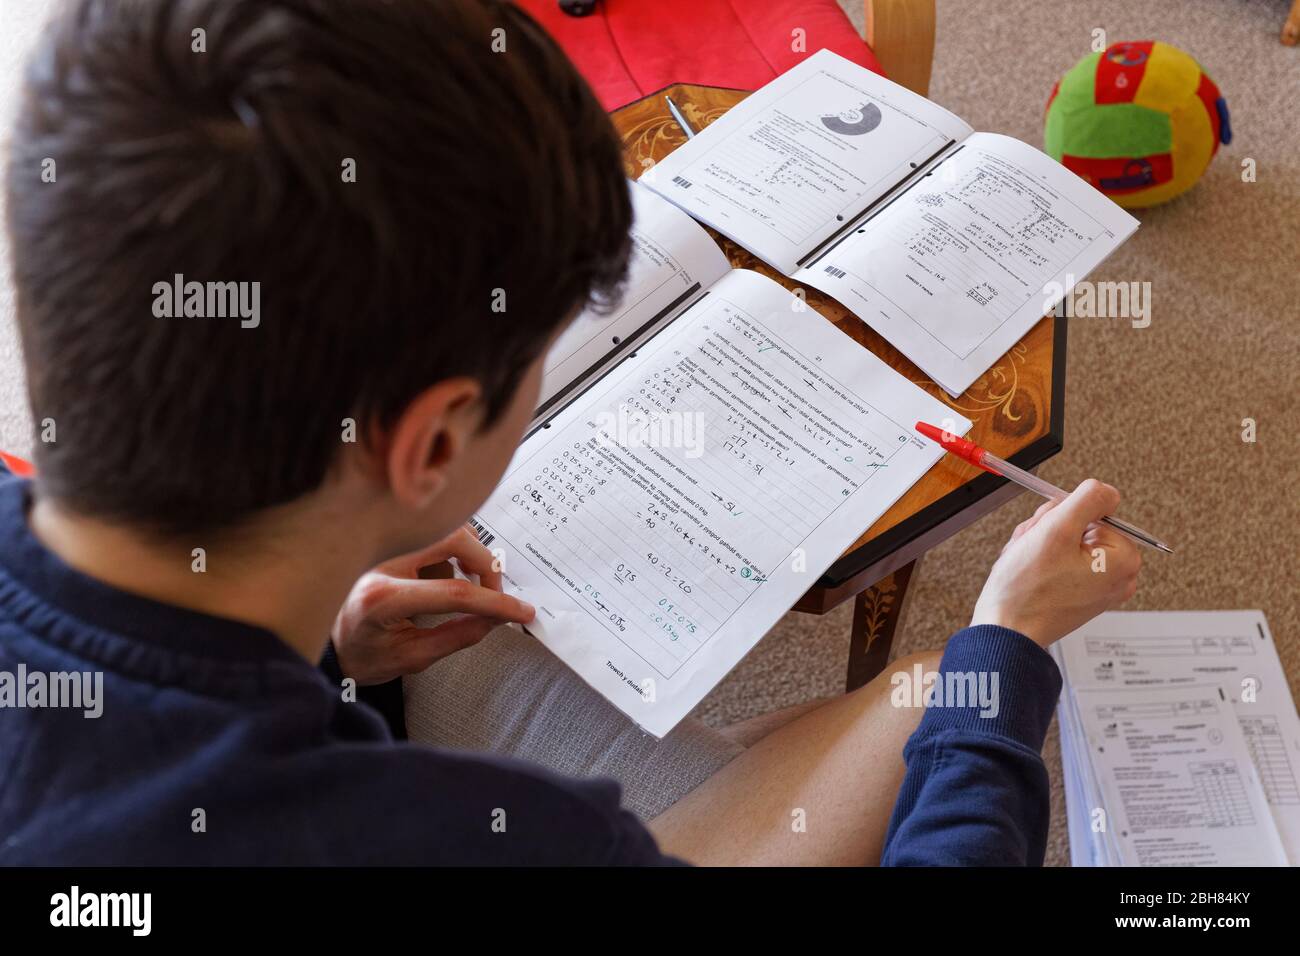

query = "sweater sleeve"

[
  {"left": 319, "top": 639, "right": 408, "bottom": 740},
  {"left": 881, "top": 624, "right": 1062, "bottom": 866}
]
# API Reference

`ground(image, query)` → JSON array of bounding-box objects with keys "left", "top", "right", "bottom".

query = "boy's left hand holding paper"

[{"left": 330, "top": 526, "right": 535, "bottom": 685}]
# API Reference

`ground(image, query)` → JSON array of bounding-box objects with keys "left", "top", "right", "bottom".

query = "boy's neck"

[{"left": 27, "top": 493, "right": 378, "bottom": 664}]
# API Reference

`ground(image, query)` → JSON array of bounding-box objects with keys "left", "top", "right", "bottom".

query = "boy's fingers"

[
  {"left": 1002, "top": 499, "right": 1062, "bottom": 554},
  {"left": 1043, "top": 479, "right": 1120, "bottom": 540},
  {"left": 381, "top": 526, "right": 493, "bottom": 582},
  {"left": 1009, "top": 499, "right": 1059, "bottom": 543},
  {"left": 401, "top": 616, "right": 501, "bottom": 667},
  {"left": 440, "top": 525, "right": 503, "bottom": 592},
  {"left": 1082, "top": 523, "right": 1121, "bottom": 549},
  {"left": 371, "top": 578, "right": 534, "bottom": 624},
  {"left": 381, "top": 532, "right": 466, "bottom": 575},
  {"left": 1080, "top": 523, "right": 1143, "bottom": 583}
]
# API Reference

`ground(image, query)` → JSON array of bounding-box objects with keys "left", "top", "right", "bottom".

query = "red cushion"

[
  {"left": 519, "top": 0, "right": 882, "bottom": 110},
  {"left": 0, "top": 451, "right": 34, "bottom": 477}
]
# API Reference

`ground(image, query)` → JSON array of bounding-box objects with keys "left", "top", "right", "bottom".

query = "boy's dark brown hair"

[{"left": 6, "top": 0, "right": 632, "bottom": 534}]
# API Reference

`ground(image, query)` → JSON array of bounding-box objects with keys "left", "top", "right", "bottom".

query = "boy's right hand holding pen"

[{"left": 971, "top": 479, "right": 1142, "bottom": 649}]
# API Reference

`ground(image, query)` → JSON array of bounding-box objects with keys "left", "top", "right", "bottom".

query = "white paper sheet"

[
  {"left": 642, "top": 49, "right": 971, "bottom": 275},
  {"left": 1056, "top": 610, "right": 1300, "bottom": 864},
  {"left": 798, "top": 133, "right": 1139, "bottom": 396},
  {"left": 473, "top": 269, "right": 966, "bottom": 736},
  {"left": 538, "top": 180, "right": 732, "bottom": 412},
  {"left": 1072, "top": 681, "right": 1287, "bottom": 866}
]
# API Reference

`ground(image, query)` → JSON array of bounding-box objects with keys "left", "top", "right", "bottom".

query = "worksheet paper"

[
  {"left": 1057, "top": 688, "right": 1115, "bottom": 867},
  {"left": 643, "top": 48, "right": 972, "bottom": 276},
  {"left": 798, "top": 134, "right": 1139, "bottom": 396},
  {"left": 539, "top": 181, "right": 731, "bottom": 413},
  {"left": 1055, "top": 611, "right": 1300, "bottom": 865},
  {"left": 472, "top": 269, "right": 966, "bottom": 736},
  {"left": 1072, "top": 682, "right": 1287, "bottom": 866},
  {"left": 642, "top": 49, "right": 1139, "bottom": 398}
]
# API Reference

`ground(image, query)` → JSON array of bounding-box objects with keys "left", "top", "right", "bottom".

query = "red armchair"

[
  {"left": 0, "top": 2, "right": 937, "bottom": 485},
  {"left": 0, "top": 452, "right": 34, "bottom": 477},
  {"left": 517, "top": 0, "right": 937, "bottom": 109}
]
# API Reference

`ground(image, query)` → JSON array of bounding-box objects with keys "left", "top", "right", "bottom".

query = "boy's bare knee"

[
  {"left": 845, "top": 649, "right": 944, "bottom": 739},
  {"left": 890, "top": 649, "right": 942, "bottom": 675},
  {"left": 863, "top": 650, "right": 946, "bottom": 738}
]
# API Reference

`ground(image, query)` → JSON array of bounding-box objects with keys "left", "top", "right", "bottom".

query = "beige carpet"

[
  {"left": 0, "top": 0, "right": 1296, "bottom": 866},
  {"left": 691, "top": 0, "right": 1300, "bottom": 865}
]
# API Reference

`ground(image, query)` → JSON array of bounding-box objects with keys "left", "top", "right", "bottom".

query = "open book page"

[
  {"left": 1072, "top": 681, "right": 1288, "bottom": 866},
  {"left": 798, "top": 132, "right": 1139, "bottom": 396},
  {"left": 641, "top": 48, "right": 972, "bottom": 275},
  {"left": 472, "top": 268, "right": 966, "bottom": 737},
  {"left": 1055, "top": 611, "right": 1300, "bottom": 864},
  {"left": 538, "top": 180, "right": 731, "bottom": 415}
]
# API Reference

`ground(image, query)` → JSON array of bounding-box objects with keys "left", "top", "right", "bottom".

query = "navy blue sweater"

[
  {"left": 0, "top": 474, "right": 1060, "bottom": 864},
  {"left": 882, "top": 624, "right": 1062, "bottom": 865}
]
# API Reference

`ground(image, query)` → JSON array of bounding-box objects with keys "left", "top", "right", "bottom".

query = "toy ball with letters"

[{"left": 1044, "top": 41, "right": 1231, "bottom": 208}]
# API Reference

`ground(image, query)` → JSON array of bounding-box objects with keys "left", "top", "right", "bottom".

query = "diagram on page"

[{"left": 801, "top": 134, "right": 1137, "bottom": 394}]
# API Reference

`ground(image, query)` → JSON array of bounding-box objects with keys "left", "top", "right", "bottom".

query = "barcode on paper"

[
  {"left": 823, "top": 265, "right": 847, "bottom": 279},
  {"left": 672, "top": 175, "right": 692, "bottom": 189},
  {"left": 468, "top": 516, "right": 496, "bottom": 548}
]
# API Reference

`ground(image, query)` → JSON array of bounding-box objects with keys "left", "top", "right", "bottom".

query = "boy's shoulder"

[
  {"left": 0, "top": 471, "right": 670, "bottom": 866},
  {"left": 3, "top": 681, "right": 672, "bottom": 865},
  {"left": 0, "top": 476, "right": 676, "bottom": 868},
  {"left": 0, "top": 631, "right": 669, "bottom": 865},
  {"left": 284, "top": 737, "right": 675, "bottom": 865}
]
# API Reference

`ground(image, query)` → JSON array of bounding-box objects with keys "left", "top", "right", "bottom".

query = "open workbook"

[
  {"left": 641, "top": 48, "right": 1140, "bottom": 396},
  {"left": 470, "top": 180, "right": 968, "bottom": 737}
]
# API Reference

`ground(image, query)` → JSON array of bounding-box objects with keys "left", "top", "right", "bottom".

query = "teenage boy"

[{"left": 0, "top": 0, "right": 1140, "bottom": 865}]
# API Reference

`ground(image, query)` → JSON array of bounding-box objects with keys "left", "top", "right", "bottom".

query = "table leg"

[{"left": 845, "top": 558, "right": 923, "bottom": 691}]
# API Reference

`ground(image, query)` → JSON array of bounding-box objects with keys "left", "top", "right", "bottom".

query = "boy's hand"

[
  {"left": 970, "top": 479, "right": 1142, "bottom": 648},
  {"left": 330, "top": 526, "right": 535, "bottom": 685}
]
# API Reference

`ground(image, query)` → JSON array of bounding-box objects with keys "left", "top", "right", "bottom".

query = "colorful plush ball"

[{"left": 1044, "top": 41, "right": 1231, "bottom": 208}]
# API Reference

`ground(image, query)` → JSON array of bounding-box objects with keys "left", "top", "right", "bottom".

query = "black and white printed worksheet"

[
  {"left": 469, "top": 185, "right": 966, "bottom": 735},
  {"left": 643, "top": 49, "right": 1140, "bottom": 396},
  {"left": 1072, "top": 682, "right": 1287, "bottom": 866},
  {"left": 1054, "top": 611, "right": 1299, "bottom": 867}
]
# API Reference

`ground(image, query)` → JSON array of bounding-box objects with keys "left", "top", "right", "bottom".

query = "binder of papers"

[{"left": 1053, "top": 611, "right": 1298, "bottom": 866}]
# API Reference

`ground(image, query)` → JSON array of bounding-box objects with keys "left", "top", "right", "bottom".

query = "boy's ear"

[{"left": 383, "top": 378, "right": 483, "bottom": 509}]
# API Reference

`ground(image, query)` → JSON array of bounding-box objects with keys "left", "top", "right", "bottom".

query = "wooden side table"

[{"left": 610, "top": 84, "right": 1065, "bottom": 690}]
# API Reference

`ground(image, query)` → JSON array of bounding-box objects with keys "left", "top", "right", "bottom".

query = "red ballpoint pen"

[{"left": 915, "top": 421, "right": 1173, "bottom": 554}]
